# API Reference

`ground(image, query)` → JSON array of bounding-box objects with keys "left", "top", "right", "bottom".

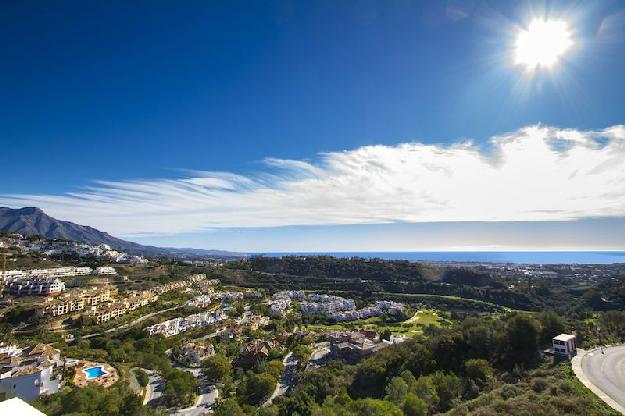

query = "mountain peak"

[
  {"left": 0, "top": 206, "right": 245, "bottom": 259},
  {"left": 17, "top": 207, "right": 45, "bottom": 215}
]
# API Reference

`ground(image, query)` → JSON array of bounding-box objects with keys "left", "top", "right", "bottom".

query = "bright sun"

[{"left": 515, "top": 19, "right": 573, "bottom": 71}]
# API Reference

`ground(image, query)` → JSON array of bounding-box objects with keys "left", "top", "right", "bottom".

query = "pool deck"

[{"left": 72, "top": 360, "right": 119, "bottom": 388}]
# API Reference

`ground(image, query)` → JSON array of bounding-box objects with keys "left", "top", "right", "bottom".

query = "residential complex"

[
  {"left": 0, "top": 343, "right": 63, "bottom": 402},
  {"left": 188, "top": 294, "right": 212, "bottom": 308},
  {"left": 38, "top": 286, "right": 117, "bottom": 317},
  {"left": 1, "top": 266, "right": 94, "bottom": 280},
  {"left": 3, "top": 277, "right": 65, "bottom": 297},
  {"left": 0, "top": 235, "right": 147, "bottom": 264},
  {"left": 269, "top": 290, "right": 304, "bottom": 316},
  {"left": 86, "top": 290, "right": 159, "bottom": 324},
  {"left": 146, "top": 308, "right": 227, "bottom": 337},
  {"left": 269, "top": 291, "right": 405, "bottom": 322},
  {"left": 0, "top": 266, "right": 120, "bottom": 298}
]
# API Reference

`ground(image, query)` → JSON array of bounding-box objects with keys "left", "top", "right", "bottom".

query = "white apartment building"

[
  {"left": 0, "top": 343, "right": 62, "bottom": 402},
  {"left": 3, "top": 277, "right": 65, "bottom": 297},
  {"left": 147, "top": 309, "right": 227, "bottom": 337},
  {"left": 95, "top": 266, "right": 117, "bottom": 275},
  {"left": 1, "top": 267, "right": 93, "bottom": 281}
]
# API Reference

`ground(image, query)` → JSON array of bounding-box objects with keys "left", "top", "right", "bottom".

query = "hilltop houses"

[
  {"left": 300, "top": 295, "right": 356, "bottom": 314},
  {"left": 37, "top": 286, "right": 160, "bottom": 325},
  {"left": 32, "top": 273, "right": 210, "bottom": 326},
  {"left": 147, "top": 308, "right": 227, "bottom": 337},
  {"left": 174, "top": 342, "right": 215, "bottom": 367},
  {"left": 4, "top": 236, "right": 148, "bottom": 264},
  {"left": 332, "top": 301, "right": 404, "bottom": 322},
  {"left": 300, "top": 295, "right": 403, "bottom": 322},
  {"left": 270, "top": 291, "right": 304, "bottom": 315},
  {"left": 2, "top": 276, "right": 65, "bottom": 297},
  {"left": 1, "top": 267, "right": 94, "bottom": 280},
  {"left": 267, "top": 291, "right": 405, "bottom": 322},
  {"left": 188, "top": 295, "right": 212, "bottom": 308},
  {"left": 0, "top": 266, "right": 119, "bottom": 297},
  {"left": 329, "top": 331, "right": 388, "bottom": 363},
  {"left": 0, "top": 343, "right": 62, "bottom": 402},
  {"left": 237, "top": 340, "right": 276, "bottom": 368},
  {"left": 39, "top": 286, "right": 118, "bottom": 317}
]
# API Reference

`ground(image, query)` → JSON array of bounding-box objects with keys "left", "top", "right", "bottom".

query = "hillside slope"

[{"left": 0, "top": 207, "right": 243, "bottom": 258}]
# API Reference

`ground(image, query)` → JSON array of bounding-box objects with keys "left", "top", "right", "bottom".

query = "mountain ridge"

[{"left": 0, "top": 207, "right": 245, "bottom": 259}]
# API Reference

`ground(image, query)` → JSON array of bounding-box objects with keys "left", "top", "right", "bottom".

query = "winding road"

[
  {"left": 263, "top": 352, "right": 298, "bottom": 407},
  {"left": 574, "top": 346, "right": 625, "bottom": 414}
]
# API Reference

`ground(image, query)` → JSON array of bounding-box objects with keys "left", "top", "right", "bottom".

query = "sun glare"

[{"left": 515, "top": 19, "right": 573, "bottom": 71}]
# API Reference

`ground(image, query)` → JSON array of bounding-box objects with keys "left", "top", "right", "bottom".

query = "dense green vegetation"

[
  {"left": 221, "top": 257, "right": 541, "bottom": 311},
  {"left": 34, "top": 384, "right": 150, "bottom": 416},
  {"left": 255, "top": 312, "right": 619, "bottom": 416}
]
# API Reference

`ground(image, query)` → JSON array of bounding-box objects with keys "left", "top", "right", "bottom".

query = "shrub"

[
  {"left": 500, "top": 384, "right": 518, "bottom": 400},
  {"left": 531, "top": 377, "right": 549, "bottom": 393},
  {"left": 559, "top": 380, "right": 574, "bottom": 393}
]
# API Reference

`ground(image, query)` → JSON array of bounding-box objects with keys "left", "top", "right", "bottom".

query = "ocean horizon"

[{"left": 258, "top": 251, "right": 625, "bottom": 264}]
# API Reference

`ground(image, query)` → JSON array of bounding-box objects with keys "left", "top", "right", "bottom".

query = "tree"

[
  {"left": 384, "top": 377, "right": 409, "bottom": 407},
  {"left": 537, "top": 311, "right": 566, "bottom": 345},
  {"left": 584, "top": 290, "right": 605, "bottom": 309},
  {"left": 161, "top": 368, "right": 198, "bottom": 408},
  {"left": 214, "top": 398, "right": 245, "bottom": 416},
  {"left": 400, "top": 370, "right": 417, "bottom": 390},
  {"left": 260, "top": 359, "right": 285, "bottom": 379},
  {"left": 202, "top": 353, "right": 232, "bottom": 383},
  {"left": 134, "top": 368, "right": 149, "bottom": 388},
  {"left": 502, "top": 314, "right": 541, "bottom": 369},
  {"left": 413, "top": 376, "right": 439, "bottom": 410},
  {"left": 350, "top": 357, "right": 389, "bottom": 398},
  {"left": 403, "top": 393, "right": 428, "bottom": 416},
  {"left": 431, "top": 371, "right": 461, "bottom": 412},
  {"left": 34, "top": 384, "right": 147, "bottom": 416},
  {"left": 240, "top": 373, "right": 277, "bottom": 406},
  {"left": 292, "top": 345, "right": 312, "bottom": 367},
  {"left": 464, "top": 359, "right": 494, "bottom": 390},
  {"left": 348, "top": 398, "right": 403, "bottom": 416}
]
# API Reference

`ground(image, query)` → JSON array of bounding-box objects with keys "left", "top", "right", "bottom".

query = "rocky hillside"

[{"left": 0, "top": 207, "right": 244, "bottom": 259}]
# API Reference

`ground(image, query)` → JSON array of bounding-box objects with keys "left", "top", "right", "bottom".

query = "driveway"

[
  {"left": 263, "top": 352, "right": 298, "bottom": 406},
  {"left": 144, "top": 369, "right": 165, "bottom": 407},
  {"left": 573, "top": 346, "right": 625, "bottom": 414},
  {"left": 170, "top": 362, "right": 218, "bottom": 415},
  {"left": 171, "top": 385, "right": 219, "bottom": 416}
]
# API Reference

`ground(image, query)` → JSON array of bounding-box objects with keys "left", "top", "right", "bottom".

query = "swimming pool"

[{"left": 83, "top": 366, "right": 108, "bottom": 380}]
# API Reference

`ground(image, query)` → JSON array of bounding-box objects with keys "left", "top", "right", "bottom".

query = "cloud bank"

[{"left": 2, "top": 124, "right": 625, "bottom": 237}]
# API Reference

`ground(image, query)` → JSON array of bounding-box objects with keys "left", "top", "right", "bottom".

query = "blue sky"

[{"left": 2, "top": 0, "right": 625, "bottom": 251}]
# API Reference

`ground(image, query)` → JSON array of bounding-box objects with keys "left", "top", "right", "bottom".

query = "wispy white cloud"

[{"left": 2, "top": 124, "right": 625, "bottom": 237}]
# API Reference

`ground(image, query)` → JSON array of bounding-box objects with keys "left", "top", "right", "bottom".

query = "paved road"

[
  {"left": 172, "top": 385, "right": 218, "bottom": 416},
  {"left": 579, "top": 346, "right": 625, "bottom": 414},
  {"left": 144, "top": 370, "right": 165, "bottom": 407},
  {"left": 264, "top": 352, "right": 298, "bottom": 407},
  {"left": 171, "top": 361, "right": 218, "bottom": 415}
]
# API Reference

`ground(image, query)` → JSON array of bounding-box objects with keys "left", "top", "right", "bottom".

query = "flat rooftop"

[{"left": 553, "top": 334, "right": 576, "bottom": 342}]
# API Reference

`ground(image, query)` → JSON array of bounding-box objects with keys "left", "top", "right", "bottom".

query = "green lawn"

[{"left": 303, "top": 309, "right": 449, "bottom": 337}]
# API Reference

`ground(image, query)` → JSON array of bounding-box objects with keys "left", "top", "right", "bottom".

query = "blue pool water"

[{"left": 83, "top": 366, "right": 107, "bottom": 380}]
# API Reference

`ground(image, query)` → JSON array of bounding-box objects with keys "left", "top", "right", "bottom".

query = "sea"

[{"left": 259, "top": 251, "right": 625, "bottom": 265}]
